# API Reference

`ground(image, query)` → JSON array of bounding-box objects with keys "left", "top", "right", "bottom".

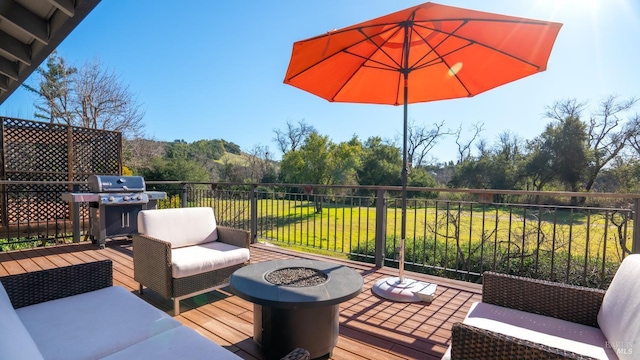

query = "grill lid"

[{"left": 88, "top": 175, "right": 146, "bottom": 193}]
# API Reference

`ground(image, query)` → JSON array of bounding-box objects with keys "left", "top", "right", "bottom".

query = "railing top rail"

[
  {"left": 1, "top": 180, "right": 639, "bottom": 200},
  {"left": 146, "top": 181, "right": 640, "bottom": 200}
]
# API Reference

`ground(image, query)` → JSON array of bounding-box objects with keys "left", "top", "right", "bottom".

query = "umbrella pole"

[
  {"left": 371, "top": 22, "right": 437, "bottom": 302},
  {"left": 399, "top": 72, "right": 408, "bottom": 284}
]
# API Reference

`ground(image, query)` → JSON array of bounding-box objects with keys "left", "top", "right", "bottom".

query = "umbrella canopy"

[
  {"left": 284, "top": 2, "right": 562, "bottom": 105},
  {"left": 283, "top": 2, "right": 562, "bottom": 301}
]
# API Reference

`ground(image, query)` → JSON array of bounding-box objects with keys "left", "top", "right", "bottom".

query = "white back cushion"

[
  {"left": 598, "top": 254, "right": 640, "bottom": 360},
  {"left": 0, "top": 282, "right": 45, "bottom": 360},
  {"left": 17, "top": 286, "right": 180, "bottom": 360},
  {"left": 462, "top": 302, "right": 615, "bottom": 359},
  {"left": 138, "top": 207, "right": 218, "bottom": 248}
]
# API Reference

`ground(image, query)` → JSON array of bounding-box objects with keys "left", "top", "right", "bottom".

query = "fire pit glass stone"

[{"left": 265, "top": 267, "right": 328, "bottom": 287}]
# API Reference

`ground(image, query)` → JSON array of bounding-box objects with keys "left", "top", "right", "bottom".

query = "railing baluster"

[
  {"left": 566, "top": 208, "right": 574, "bottom": 284},
  {"left": 602, "top": 211, "right": 609, "bottom": 286}
]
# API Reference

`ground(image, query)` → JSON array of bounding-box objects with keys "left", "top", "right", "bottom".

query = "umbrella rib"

[
  {"left": 342, "top": 50, "right": 402, "bottom": 72},
  {"left": 326, "top": 25, "right": 405, "bottom": 101},
  {"left": 412, "top": 19, "right": 550, "bottom": 69},
  {"left": 285, "top": 22, "right": 405, "bottom": 83},
  {"left": 406, "top": 20, "right": 467, "bottom": 71},
  {"left": 356, "top": 26, "right": 404, "bottom": 70},
  {"left": 402, "top": 20, "right": 474, "bottom": 96}
]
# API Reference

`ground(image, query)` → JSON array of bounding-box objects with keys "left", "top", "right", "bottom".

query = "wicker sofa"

[
  {"left": 0, "top": 260, "right": 242, "bottom": 360},
  {"left": 443, "top": 254, "right": 640, "bottom": 360},
  {"left": 133, "top": 206, "right": 251, "bottom": 315}
]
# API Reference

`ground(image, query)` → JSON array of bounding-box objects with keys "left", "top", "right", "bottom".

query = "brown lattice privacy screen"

[{"left": 0, "top": 117, "right": 122, "bottom": 225}]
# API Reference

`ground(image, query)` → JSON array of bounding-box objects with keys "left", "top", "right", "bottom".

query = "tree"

[
  {"left": 544, "top": 115, "right": 589, "bottom": 192},
  {"left": 141, "top": 157, "right": 209, "bottom": 182},
  {"left": 273, "top": 119, "right": 316, "bottom": 154},
  {"left": 407, "top": 119, "right": 453, "bottom": 167},
  {"left": 523, "top": 136, "right": 556, "bottom": 191},
  {"left": 22, "top": 51, "right": 76, "bottom": 123},
  {"left": 279, "top": 133, "right": 333, "bottom": 185},
  {"left": 407, "top": 167, "right": 438, "bottom": 198},
  {"left": 598, "top": 158, "right": 640, "bottom": 193},
  {"left": 545, "top": 96, "right": 639, "bottom": 192},
  {"left": 24, "top": 53, "right": 145, "bottom": 137},
  {"left": 455, "top": 122, "right": 484, "bottom": 163},
  {"left": 357, "top": 136, "right": 401, "bottom": 188},
  {"left": 123, "top": 137, "right": 165, "bottom": 173},
  {"left": 247, "top": 144, "right": 276, "bottom": 183},
  {"left": 449, "top": 131, "right": 526, "bottom": 196}
]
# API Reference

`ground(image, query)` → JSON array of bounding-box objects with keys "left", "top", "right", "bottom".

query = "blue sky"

[{"left": 1, "top": 0, "right": 638, "bottom": 163}]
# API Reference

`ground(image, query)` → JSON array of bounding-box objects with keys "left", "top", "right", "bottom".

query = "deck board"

[{"left": 0, "top": 241, "right": 481, "bottom": 359}]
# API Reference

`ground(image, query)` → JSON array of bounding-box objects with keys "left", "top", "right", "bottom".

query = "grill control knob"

[
  {"left": 124, "top": 196, "right": 130, "bottom": 201},
  {"left": 136, "top": 195, "right": 142, "bottom": 200},
  {"left": 109, "top": 196, "right": 114, "bottom": 202}
]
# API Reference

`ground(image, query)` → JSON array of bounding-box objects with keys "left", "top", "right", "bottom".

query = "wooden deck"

[{"left": 0, "top": 241, "right": 481, "bottom": 360}]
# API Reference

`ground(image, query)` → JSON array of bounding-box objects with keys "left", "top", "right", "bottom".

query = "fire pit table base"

[
  {"left": 229, "top": 259, "right": 363, "bottom": 360},
  {"left": 255, "top": 303, "right": 339, "bottom": 359}
]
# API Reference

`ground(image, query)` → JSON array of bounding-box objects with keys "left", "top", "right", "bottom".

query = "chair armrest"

[
  {"left": 482, "top": 272, "right": 605, "bottom": 327},
  {"left": 450, "top": 323, "right": 598, "bottom": 360},
  {"left": 132, "top": 234, "right": 173, "bottom": 298},
  {"left": 0, "top": 260, "right": 112, "bottom": 309},
  {"left": 280, "top": 347, "right": 310, "bottom": 360},
  {"left": 217, "top": 226, "right": 250, "bottom": 249}
]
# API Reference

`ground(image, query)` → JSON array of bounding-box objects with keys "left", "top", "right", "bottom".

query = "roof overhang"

[{"left": 0, "top": 0, "right": 101, "bottom": 105}]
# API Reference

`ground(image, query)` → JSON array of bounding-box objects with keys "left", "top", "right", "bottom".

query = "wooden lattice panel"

[
  {"left": 2, "top": 120, "right": 68, "bottom": 175},
  {"left": 73, "top": 127, "right": 121, "bottom": 176},
  {"left": 0, "top": 117, "right": 121, "bottom": 225}
]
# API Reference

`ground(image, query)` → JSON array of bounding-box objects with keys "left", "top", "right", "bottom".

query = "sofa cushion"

[
  {"left": 0, "top": 282, "right": 44, "bottom": 360},
  {"left": 16, "top": 285, "right": 181, "bottom": 360},
  {"left": 598, "top": 254, "right": 640, "bottom": 360},
  {"left": 138, "top": 207, "right": 218, "bottom": 248},
  {"left": 458, "top": 302, "right": 617, "bottom": 360},
  {"left": 171, "top": 241, "right": 251, "bottom": 279},
  {"left": 101, "top": 325, "right": 242, "bottom": 359}
]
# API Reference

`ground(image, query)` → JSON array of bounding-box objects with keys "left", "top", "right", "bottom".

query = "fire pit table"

[{"left": 229, "top": 259, "right": 363, "bottom": 360}]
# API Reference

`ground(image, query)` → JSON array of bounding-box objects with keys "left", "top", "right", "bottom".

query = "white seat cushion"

[
  {"left": 138, "top": 207, "right": 218, "bottom": 248},
  {"left": 459, "top": 302, "right": 617, "bottom": 359},
  {"left": 16, "top": 286, "right": 181, "bottom": 360},
  {"left": 171, "top": 241, "right": 250, "bottom": 279},
  {"left": 101, "top": 325, "right": 242, "bottom": 359},
  {"left": 0, "top": 282, "right": 44, "bottom": 360},
  {"left": 598, "top": 254, "right": 640, "bottom": 360}
]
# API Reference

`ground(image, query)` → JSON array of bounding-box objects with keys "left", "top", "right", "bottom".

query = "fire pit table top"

[{"left": 229, "top": 259, "right": 363, "bottom": 309}]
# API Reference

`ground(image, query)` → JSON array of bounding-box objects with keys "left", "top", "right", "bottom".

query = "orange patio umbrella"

[{"left": 284, "top": 2, "right": 562, "bottom": 302}]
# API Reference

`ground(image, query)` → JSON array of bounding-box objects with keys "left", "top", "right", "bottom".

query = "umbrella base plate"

[{"left": 372, "top": 277, "right": 437, "bottom": 303}]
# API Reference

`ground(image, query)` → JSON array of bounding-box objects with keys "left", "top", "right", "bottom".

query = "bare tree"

[
  {"left": 273, "top": 119, "right": 316, "bottom": 154},
  {"left": 407, "top": 119, "right": 454, "bottom": 167},
  {"left": 73, "top": 59, "right": 144, "bottom": 135},
  {"left": 544, "top": 98, "right": 586, "bottom": 121},
  {"left": 627, "top": 114, "right": 640, "bottom": 155},
  {"left": 455, "top": 122, "right": 484, "bottom": 163},
  {"left": 123, "top": 137, "right": 165, "bottom": 171},
  {"left": 24, "top": 53, "right": 145, "bottom": 138},
  {"left": 246, "top": 144, "right": 275, "bottom": 182}
]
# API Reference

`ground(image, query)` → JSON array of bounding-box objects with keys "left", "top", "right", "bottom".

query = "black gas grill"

[{"left": 62, "top": 175, "right": 166, "bottom": 248}]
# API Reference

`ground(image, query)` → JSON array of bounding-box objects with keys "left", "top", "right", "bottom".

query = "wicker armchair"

[
  {"left": 446, "top": 253, "right": 640, "bottom": 360},
  {"left": 449, "top": 272, "right": 607, "bottom": 360},
  {"left": 133, "top": 207, "right": 251, "bottom": 315}
]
